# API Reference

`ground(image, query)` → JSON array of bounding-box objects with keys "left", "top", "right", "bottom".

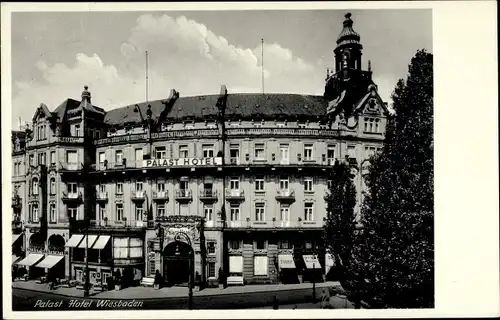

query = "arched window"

[
  {"left": 50, "top": 178, "right": 56, "bottom": 194},
  {"left": 32, "top": 178, "right": 39, "bottom": 195}
]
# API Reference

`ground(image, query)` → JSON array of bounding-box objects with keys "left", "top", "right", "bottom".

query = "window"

[
  {"left": 255, "top": 203, "right": 265, "bottom": 221},
  {"left": 135, "top": 203, "right": 144, "bottom": 221},
  {"left": 254, "top": 256, "right": 268, "bottom": 276},
  {"left": 32, "top": 178, "right": 39, "bottom": 195},
  {"left": 304, "top": 144, "right": 313, "bottom": 161},
  {"left": 304, "top": 203, "right": 314, "bottom": 221},
  {"left": 208, "top": 262, "right": 216, "bottom": 278},
  {"left": 99, "top": 184, "right": 106, "bottom": 194},
  {"left": 29, "top": 154, "right": 35, "bottom": 167},
  {"left": 74, "top": 124, "right": 81, "bottom": 137},
  {"left": 255, "top": 177, "right": 265, "bottom": 192},
  {"left": 230, "top": 177, "right": 239, "bottom": 190},
  {"left": 116, "top": 182, "right": 123, "bottom": 194},
  {"left": 279, "top": 178, "right": 289, "bottom": 191},
  {"left": 280, "top": 205, "right": 290, "bottom": 221},
  {"left": 304, "top": 177, "right": 313, "bottom": 192},
  {"left": 254, "top": 143, "right": 265, "bottom": 160},
  {"left": 135, "top": 181, "right": 143, "bottom": 192},
  {"left": 37, "top": 125, "right": 46, "bottom": 140},
  {"left": 375, "top": 119, "right": 380, "bottom": 133},
  {"left": 347, "top": 145, "right": 356, "bottom": 159},
  {"left": 99, "top": 152, "right": 106, "bottom": 164},
  {"left": 229, "top": 145, "right": 239, "bottom": 164},
  {"left": 115, "top": 150, "right": 123, "bottom": 164},
  {"left": 179, "top": 145, "right": 188, "bottom": 158},
  {"left": 66, "top": 150, "right": 78, "bottom": 164},
  {"left": 38, "top": 153, "right": 46, "bottom": 166},
  {"left": 155, "top": 146, "right": 166, "bottom": 159},
  {"left": 364, "top": 121, "right": 368, "bottom": 132},
  {"left": 49, "top": 178, "right": 56, "bottom": 194},
  {"left": 157, "top": 203, "right": 165, "bottom": 217},
  {"left": 230, "top": 240, "right": 240, "bottom": 250},
  {"left": 113, "top": 237, "right": 128, "bottom": 258},
  {"left": 30, "top": 203, "right": 39, "bottom": 222},
  {"left": 135, "top": 148, "right": 143, "bottom": 162},
  {"left": 67, "top": 206, "right": 77, "bottom": 220},
  {"left": 207, "top": 241, "right": 216, "bottom": 255},
  {"left": 96, "top": 130, "right": 101, "bottom": 139},
  {"left": 67, "top": 182, "right": 77, "bottom": 194},
  {"left": 305, "top": 241, "right": 313, "bottom": 249},
  {"left": 157, "top": 182, "right": 165, "bottom": 192},
  {"left": 230, "top": 204, "right": 240, "bottom": 221},
  {"left": 116, "top": 203, "right": 124, "bottom": 221},
  {"left": 255, "top": 240, "right": 266, "bottom": 250},
  {"left": 204, "top": 205, "right": 213, "bottom": 221},
  {"left": 369, "top": 118, "right": 374, "bottom": 132},
  {"left": 49, "top": 204, "right": 56, "bottom": 223},
  {"left": 327, "top": 180, "right": 333, "bottom": 190},
  {"left": 50, "top": 151, "right": 56, "bottom": 165},
  {"left": 279, "top": 240, "right": 290, "bottom": 249},
  {"left": 99, "top": 205, "right": 106, "bottom": 220},
  {"left": 202, "top": 144, "right": 214, "bottom": 158},
  {"left": 179, "top": 179, "right": 189, "bottom": 190},
  {"left": 327, "top": 146, "right": 335, "bottom": 162}
]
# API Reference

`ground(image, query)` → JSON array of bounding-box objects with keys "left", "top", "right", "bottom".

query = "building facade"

[{"left": 12, "top": 13, "right": 389, "bottom": 287}]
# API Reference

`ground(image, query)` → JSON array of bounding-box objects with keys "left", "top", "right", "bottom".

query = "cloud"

[{"left": 11, "top": 14, "right": 324, "bottom": 127}]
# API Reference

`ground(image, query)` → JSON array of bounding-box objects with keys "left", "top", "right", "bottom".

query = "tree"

[
  {"left": 323, "top": 160, "right": 357, "bottom": 282},
  {"left": 354, "top": 49, "right": 434, "bottom": 308}
]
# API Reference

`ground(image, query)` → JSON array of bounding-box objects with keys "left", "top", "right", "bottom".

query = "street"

[{"left": 12, "top": 286, "right": 326, "bottom": 310}]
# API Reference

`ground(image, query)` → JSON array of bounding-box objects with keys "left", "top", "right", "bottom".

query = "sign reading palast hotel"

[{"left": 143, "top": 157, "right": 223, "bottom": 168}]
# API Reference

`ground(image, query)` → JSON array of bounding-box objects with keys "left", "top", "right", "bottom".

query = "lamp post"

[
  {"left": 174, "top": 232, "right": 194, "bottom": 310},
  {"left": 83, "top": 218, "right": 90, "bottom": 297}
]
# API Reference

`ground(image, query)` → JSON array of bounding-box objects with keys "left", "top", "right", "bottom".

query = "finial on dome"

[
  {"left": 345, "top": 13, "right": 352, "bottom": 19},
  {"left": 368, "top": 60, "right": 372, "bottom": 72},
  {"left": 81, "top": 85, "right": 91, "bottom": 103}
]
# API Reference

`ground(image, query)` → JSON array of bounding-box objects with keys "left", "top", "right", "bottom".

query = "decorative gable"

[
  {"left": 32, "top": 103, "right": 52, "bottom": 122},
  {"left": 354, "top": 84, "right": 389, "bottom": 116}
]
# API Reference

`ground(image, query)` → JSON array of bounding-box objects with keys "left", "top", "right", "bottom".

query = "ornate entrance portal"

[{"left": 163, "top": 240, "right": 192, "bottom": 286}]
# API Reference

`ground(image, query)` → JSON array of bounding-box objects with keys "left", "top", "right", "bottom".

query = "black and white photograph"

[{"left": 2, "top": 1, "right": 498, "bottom": 319}]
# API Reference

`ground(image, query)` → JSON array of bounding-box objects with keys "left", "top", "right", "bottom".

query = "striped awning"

[
  {"left": 91, "top": 235, "right": 111, "bottom": 250},
  {"left": 66, "top": 234, "right": 84, "bottom": 248},
  {"left": 16, "top": 253, "right": 44, "bottom": 266},
  {"left": 36, "top": 255, "right": 64, "bottom": 269},
  {"left": 78, "top": 235, "right": 99, "bottom": 249}
]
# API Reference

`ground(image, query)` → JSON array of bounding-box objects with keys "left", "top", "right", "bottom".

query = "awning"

[
  {"left": 36, "top": 255, "right": 64, "bottom": 269},
  {"left": 16, "top": 253, "right": 44, "bottom": 266},
  {"left": 12, "top": 255, "right": 22, "bottom": 265},
  {"left": 66, "top": 234, "right": 84, "bottom": 248},
  {"left": 78, "top": 235, "right": 99, "bottom": 248},
  {"left": 303, "top": 255, "right": 322, "bottom": 269},
  {"left": 91, "top": 235, "right": 111, "bottom": 250},
  {"left": 278, "top": 254, "right": 296, "bottom": 270},
  {"left": 229, "top": 256, "right": 243, "bottom": 273},
  {"left": 12, "top": 233, "right": 22, "bottom": 245}
]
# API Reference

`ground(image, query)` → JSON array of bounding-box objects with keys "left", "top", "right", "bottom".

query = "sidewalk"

[{"left": 12, "top": 280, "right": 341, "bottom": 300}]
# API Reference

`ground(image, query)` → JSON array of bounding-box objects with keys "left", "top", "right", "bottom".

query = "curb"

[{"left": 13, "top": 283, "right": 333, "bottom": 301}]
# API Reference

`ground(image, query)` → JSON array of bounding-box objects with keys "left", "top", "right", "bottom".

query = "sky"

[{"left": 10, "top": 9, "right": 432, "bottom": 128}]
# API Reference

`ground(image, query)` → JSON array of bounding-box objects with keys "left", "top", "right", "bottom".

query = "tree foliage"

[
  {"left": 323, "top": 160, "right": 357, "bottom": 278},
  {"left": 354, "top": 49, "right": 434, "bottom": 308}
]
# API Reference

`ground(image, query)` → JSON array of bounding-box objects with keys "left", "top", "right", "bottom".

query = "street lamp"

[
  {"left": 174, "top": 232, "right": 194, "bottom": 310},
  {"left": 83, "top": 217, "right": 90, "bottom": 297}
]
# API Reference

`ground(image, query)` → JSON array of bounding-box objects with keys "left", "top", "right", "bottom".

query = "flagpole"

[{"left": 261, "top": 38, "right": 264, "bottom": 95}]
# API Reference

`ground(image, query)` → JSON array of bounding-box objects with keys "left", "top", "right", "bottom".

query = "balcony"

[
  {"left": 89, "top": 219, "right": 152, "bottom": 229},
  {"left": 152, "top": 191, "right": 169, "bottom": 202},
  {"left": 131, "top": 190, "right": 146, "bottom": 201},
  {"left": 96, "top": 191, "right": 108, "bottom": 202},
  {"left": 12, "top": 219, "right": 23, "bottom": 232},
  {"left": 229, "top": 157, "right": 240, "bottom": 165},
  {"left": 61, "top": 191, "right": 83, "bottom": 203},
  {"left": 59, "top": 162, "right": 83, "bottom": 172},
  {"left": 225, "top": 219, "right": 323, "bottom": 230},
  {"left": 225, "top": 189, "right": 245, "bottom": 201},
  {"left": 175, "top": 189, "right": 192, "bottom": 202},
  {"left": 199, "top": 189, "right": 217, "bottom": 202},
  {"left": 275, "top": 189, "right": 296, "bottom": 202}
]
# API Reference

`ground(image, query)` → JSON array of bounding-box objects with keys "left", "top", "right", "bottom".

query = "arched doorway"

[
  {"left": 47, "top": 234, "right": 66, "bottom": 277},
  {"left": 28, "top": 232, "right": 46, "bottom": 279},
  {"left": 163, "top": 241, "right": 193, "bottom": 286}
]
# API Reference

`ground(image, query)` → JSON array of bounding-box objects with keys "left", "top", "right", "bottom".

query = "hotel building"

[{"left": 11, "top": 13, "right": 388, "bottom": 287}]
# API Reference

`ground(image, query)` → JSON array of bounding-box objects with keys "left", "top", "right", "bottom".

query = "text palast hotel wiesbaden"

[{"left": 11, "top": 13, "right": 388, "bottom": 288}]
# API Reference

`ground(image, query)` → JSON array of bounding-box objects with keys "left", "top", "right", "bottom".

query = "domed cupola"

[{"left": 334, "top": 13, "right": 363, "bottom": 72}]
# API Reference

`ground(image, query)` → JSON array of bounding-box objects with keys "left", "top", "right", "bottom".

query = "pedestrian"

[{"left": 272, "top": 295, "right": 279, "bottom": 310}]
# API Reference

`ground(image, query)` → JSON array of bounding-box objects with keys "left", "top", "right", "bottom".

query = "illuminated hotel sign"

[{"left": 143, "top": 157, "right": 223, "bottom": 168}]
